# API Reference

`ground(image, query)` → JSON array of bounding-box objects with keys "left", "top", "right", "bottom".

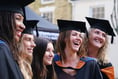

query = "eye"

[
  {"left": 102, "top": 33, "right": 106, "bottom": 38},
  {"left": 72, "top": 32, "right": 77, "bottom": 36},
  {"left": 79, "top": 34, "right": 83, "bottom": 38},
  {"left": 24, "top": 37, "right": 31, "bottom": 41},
  {"left": 46, "top": 48, "right": 54, "bottom": 53},
  {"left": 15, "top": 14, "right": 24, "bottom": 22},
  {"left": 95, "top": 30, "right": 100, "bottom": 34}
]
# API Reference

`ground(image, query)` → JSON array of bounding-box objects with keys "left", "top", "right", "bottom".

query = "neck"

[
  {"left": 64, "top": 47, "right": 80, "bottom": 64},
  {"left": 87, "top": 45, "right": 99, "bottom": 58}
]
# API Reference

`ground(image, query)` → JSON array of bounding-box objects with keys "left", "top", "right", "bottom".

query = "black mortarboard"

[
  {"left": 23, "top": 20, "right": 38, "bottom": 35},
  {"left": 23, "top": 6, "right": 39, "bottom": 37},
  {"left": 57, "top": 19, "right": 87, "bottom": 33},
  {"left": 0, "top": 0, "right": 35, "bottom": 15},
  {"left": 85, "top": 17, "right": 116, "bottom": 43}
]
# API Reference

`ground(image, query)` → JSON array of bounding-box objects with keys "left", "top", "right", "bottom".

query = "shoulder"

[
  {"left": 99, "top": 62, "right": 113, "bottom": 69},
  {"left": 80, "top": 57, "right": 97, "bottom": 62},
  {"left": 0, "top": 40, "right": 9, "bottom": 50},
  {"left": 0, "top": 40, "right": 10, "bottom": 57},
  {"left": 0, "top": 40, "right": 9, "bottom": 47},
  {"left": 0, "top": 40, "right": 5, "bottom": 44},
  {"left": 54, "top": 53, "right": 60, "bottom": 61},
  {"left": 80, "top": 57, "right": 99, "bottom": 68}
]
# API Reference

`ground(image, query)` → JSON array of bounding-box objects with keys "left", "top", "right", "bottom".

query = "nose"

[
  {"left": 31, "top": 41, "right": 36, "bottom": 48},
  {"left": 98, "top": 34, "right": 104, "bottom": 39},
  {"left": 49, "top": 51, "right": 54, "bottom": 58},
  {"left": 21, "top": 23, "right": 26, "bottom": 31},
  {"left": 76, "top": 35, "right": 82, "bottom": 42}
]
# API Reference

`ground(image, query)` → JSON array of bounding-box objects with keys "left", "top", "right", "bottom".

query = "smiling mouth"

[
  {"left": 17, "top": 32, "right": 22, "bottom": 37},
  {"left": 95, "top": 39, "right": 102, "bottom": 43}
]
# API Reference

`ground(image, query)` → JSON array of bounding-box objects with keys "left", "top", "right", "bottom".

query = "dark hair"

[
  {"left": 0, "top": 11, "right": 18, "bottom": 60},
  {"left": 32, "top": 37, "right": 57, "bottom": 79}
]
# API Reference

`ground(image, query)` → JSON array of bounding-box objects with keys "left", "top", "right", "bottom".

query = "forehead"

[
  {"left": 90, "top": 28, "right": 106, "bottom": 34},
  {"left": 14, "top": 13, "right": 23, "bottom": 16},
  {"left": 22, "top": 34, "right": 34, "bottom": 39},
  {"left": 47, "top": 42, "right": 53, "bottom": 47},
  {"left": 71, "top": 30, "right": 81, "bottom": 34}
]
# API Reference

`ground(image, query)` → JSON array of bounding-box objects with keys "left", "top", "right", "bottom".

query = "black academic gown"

[
  {"left": 0, "top": 40, "right": 24, "bottom": 79},
  {"left": 54, "top": 54, "right": 103, "bottom": 79},
  {"left": 99, "top": 62, "right": 114, "bottom": 79}
]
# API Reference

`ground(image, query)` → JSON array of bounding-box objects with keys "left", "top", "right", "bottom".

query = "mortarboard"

[
  {"left": 0, "top": 0, "right": 35, "bottom": 15},
  {"left": 23, "top": 6, "right": 39, "bottom": 37},
  {"left": 85, "top": 17, "right": 116, "bottom": 43},
  {"left": 23, "top": 20, "right": 39, "bottom": 35},
  {"left": 57, "top": 19, "right": 87, "bottom": 33}
]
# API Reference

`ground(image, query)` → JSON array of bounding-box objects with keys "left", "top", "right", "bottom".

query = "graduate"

[
  {"left": 0, "top": 0, "right": 35, "bottom": 79},
  {"left": 54, "top": 19, "right": 103, "bottom": 79},
  {"left": 32, "top": 37, "right": 57, "bottom": 79},
  {"left": 85, "top": 17, "right": 115, "bottom": 79},
  {"left": 18, "top": 20, "right": 38, "bottom": 79}
]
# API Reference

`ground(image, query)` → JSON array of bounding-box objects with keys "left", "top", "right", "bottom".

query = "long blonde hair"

[
  {"left": 17, "top": 35, "right": 33, "bottom": 79},
  {"left": 86, "top": 28, "right": 109, "bottom": 65}
]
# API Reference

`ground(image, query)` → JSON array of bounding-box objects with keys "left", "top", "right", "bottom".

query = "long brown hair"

[
  {"left": 56, "top": 30, "right": 86, "bottom": 61},
  {"left": 0, "top": 11, "right": 18, "bottom": 60},
  {"left": 32, "top": 37, "right": 57, "bottom": 79}
]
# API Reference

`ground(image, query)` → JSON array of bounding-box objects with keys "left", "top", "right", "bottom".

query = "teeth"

[
  {"left": 74, "top": 42, "right": 79, "bottom": 45},
  {"left": 95, "top": 39, "right": 101, "bottom": 43},
  {"left": 74, "top": 41, "right": 80, "bottom": 44}
]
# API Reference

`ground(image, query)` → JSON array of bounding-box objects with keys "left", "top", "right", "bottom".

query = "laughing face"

[
  {"left": 66, "top": 30, "right": 83, "bottom": 52},
  {"left": 21, "top": 34, "right": 36, "bottom": 57},
  {"left": 14, "top": 13, "right": 25, "bottom": 42},
  {"left": 88, "top": 28, "right": 106, "bottom": 49}
]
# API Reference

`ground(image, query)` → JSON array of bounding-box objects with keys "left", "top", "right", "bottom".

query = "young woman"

[
  {"left": 17, "top": 20, "right": 38, "bottom": 79},
  {"left": 85, "top": 17, "right": 115, "bottom": 79},
  {"left": 54, "top": 19, "right": 103, "bottom": 79},
  {"left": 0, "top": 0, "right": 34, "bottom": 79},
  {"left": 32, "top": 37, "right": 57, "bottom": 79}
]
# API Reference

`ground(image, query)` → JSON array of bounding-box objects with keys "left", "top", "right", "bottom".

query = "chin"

[
  {"left": 93, "top": 45, "right": 102, "bottom": 49},
  {"left": 73, "top": 48, "right": 79, "bottom": 52},
  {"left": 47, "top": 62, "right": 52, "bottom": 65},
  {"left": 48, "top": 63, "right": 52, "bottom": 65},
  {"left": 15, "top": 36, "right": 20, "bottom": 42}
]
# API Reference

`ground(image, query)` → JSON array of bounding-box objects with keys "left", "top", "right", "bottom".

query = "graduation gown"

[
  {"left": 0, "top": 40, "right": 24, "bottom": 79},
  {"left": 54, "top": 54, "right": 103, "bottom": 79},
  {"left": 99, "top": 62, "right": 114, "bottom": 79}
]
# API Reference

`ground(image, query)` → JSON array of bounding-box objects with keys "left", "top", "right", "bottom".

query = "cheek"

[
  {"left": 88, "top": 34, "right": 95, "bottom": 41},
  {"left": 103, "top": 38, "right": 106, "bottom": 44},
  {"left": 16, "top": 21, "right": 23, "bottom": 29},
  {"left": 79, "top": 37, "right": 83, "bottom": 43},
  {"left": 44, "top": 52, "right": 49, "bottom": 58},
  {"left": 23, "top": 41, "right": 30, "bottom": 48},
  {"left": 15, "top": 20, "right": 20, "bottom": 27},
  {"left": 43, "top": 52, "right": 48, "bottom": 59}
]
